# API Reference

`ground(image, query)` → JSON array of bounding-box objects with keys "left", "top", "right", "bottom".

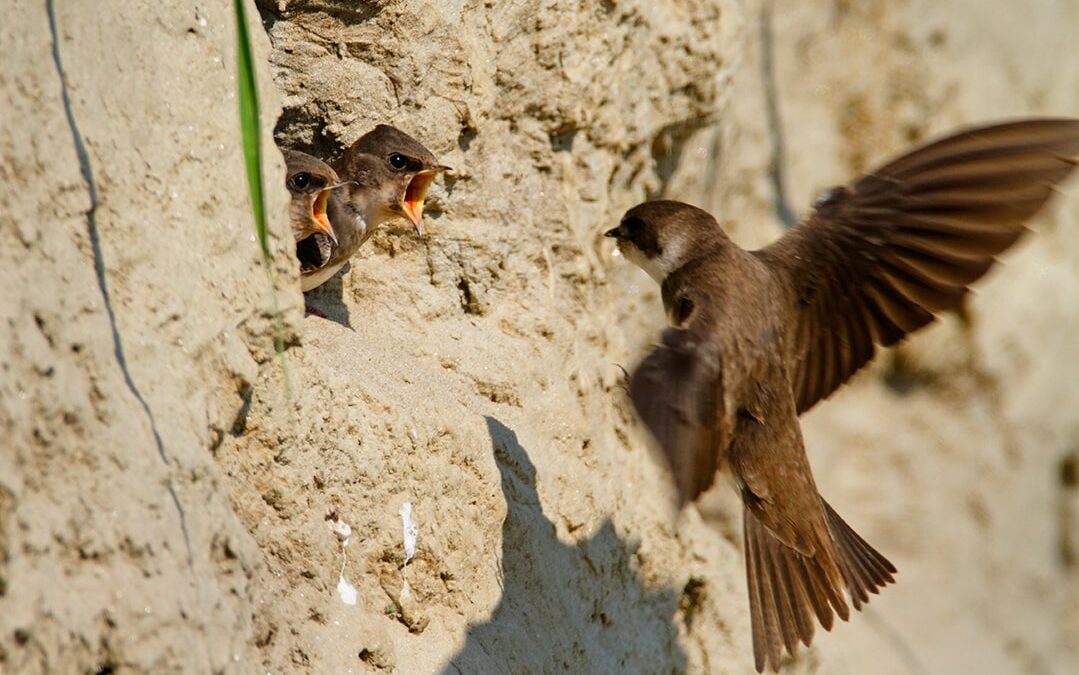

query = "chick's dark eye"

[
  {"left": 675, "top": 296, "right": 695, "bottom": 325},
  {"left": 388, "top": 153, "right": 408, "bottom": 170},
  {"left": 290, "top": 172, "right": 310, "bottom": 190}
]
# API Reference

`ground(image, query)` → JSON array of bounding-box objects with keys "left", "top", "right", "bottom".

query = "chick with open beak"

[
  {"left": 300, "top": 124, "right": 448, "bottom": 292},
  {"left": 283, "top": 150, "right": 352, "bottom": 273},
  {"left": 283, "top": 149, "right": 346, "bottom": 244}
]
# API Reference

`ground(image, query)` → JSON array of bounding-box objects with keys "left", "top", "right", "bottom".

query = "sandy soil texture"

[{"left": 3, "top": 0, "right": 1078, "bottom": 673}]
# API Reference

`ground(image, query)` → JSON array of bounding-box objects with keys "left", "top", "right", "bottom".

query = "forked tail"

[{"left": 744, "top": 499, "right": 896, "bottom": 671}]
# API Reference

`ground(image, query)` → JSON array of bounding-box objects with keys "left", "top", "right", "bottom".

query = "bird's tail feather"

[
  {"left": 744, "top": 500, "right": 896, "bottom": 672},
  {"left": 821, "top": 498, "right": 896, "bottom": 609}
]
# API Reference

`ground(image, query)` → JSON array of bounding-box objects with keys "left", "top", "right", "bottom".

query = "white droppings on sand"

[
  {"left": 326, "top": 507, "right": 357, "bottom": 606},
  {"left": 399, "top": 501, "right": 419, "bottom": 600},
  {"left": 400, "top": 501, "right": 417, "bottom": 564},
  {"left": 336, "top": 573, "right": 357, "bottom": 606}
]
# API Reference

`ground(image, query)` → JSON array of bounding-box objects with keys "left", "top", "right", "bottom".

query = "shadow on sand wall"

[{"left": 441, "top": 417, "right": 688, "bottom": 674}]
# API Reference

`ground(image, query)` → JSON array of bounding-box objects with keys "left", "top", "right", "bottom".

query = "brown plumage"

[
  {"left": 607, "top": 119, "right": 1079, "bottom": 671},
  {"left": 282, "top": 149, "right": 348, "bottom": 272},
  {"left": 301, "top": 125, "right": 449, "bottom": 292}
]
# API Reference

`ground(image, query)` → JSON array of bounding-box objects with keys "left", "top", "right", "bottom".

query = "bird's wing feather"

[
  {"left": 628, "top": 318, "right": 728, "bottom": 506},
  {"left": 755, "top": 118, "right": 1079, "bottom": 414}
]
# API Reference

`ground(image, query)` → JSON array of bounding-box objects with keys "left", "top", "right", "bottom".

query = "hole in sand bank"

[{"left": 296, "top": 233, "right": 332, "bottom": 272}]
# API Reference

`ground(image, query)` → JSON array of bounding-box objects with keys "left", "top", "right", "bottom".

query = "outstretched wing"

[
  {"left": 755, "top": 119, "right": 1079, "bottom": 413},
  {"left": 628, "top": 320, "right": 729, "bottom": 506}
]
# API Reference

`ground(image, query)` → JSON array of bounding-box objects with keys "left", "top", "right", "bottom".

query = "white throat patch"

[{"left": 622, "top": 233, "right": 687, "bottom": 284}]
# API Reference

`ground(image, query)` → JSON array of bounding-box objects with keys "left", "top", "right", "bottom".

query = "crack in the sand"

[
  {"left": 760, "top": 1, "right": 797, "bottom": 229},
  {"left": 46, "top": 0, "right": 192, "bottom": 565}
]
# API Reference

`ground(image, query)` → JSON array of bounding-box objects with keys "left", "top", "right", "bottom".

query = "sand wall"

[{"left": 3, "top": 1, "right": 1078, "bottom": 672}]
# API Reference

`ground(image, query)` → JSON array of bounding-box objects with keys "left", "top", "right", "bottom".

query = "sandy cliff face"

[
  {"left": 2, "top": 0, "right": 1077, "bottom": 673},
  {"left": 1, "top": 2, "right": 301, "bottom": 672}
]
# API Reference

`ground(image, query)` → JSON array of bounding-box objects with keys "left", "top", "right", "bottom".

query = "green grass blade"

[
  {"left": 234, "top": 0, "right": 293, "bottom": 403},
  {"left": 235, "top": 0, "right": 267, "bottom": 254}
]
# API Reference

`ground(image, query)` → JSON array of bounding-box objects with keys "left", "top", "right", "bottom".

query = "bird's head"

[
  {"left": 332, "top": 124, "right": 450, "bottom": 237},
  {"left": 606, "top": 200, "right": 728, "bottom": 283},
  {"left": 283, "top": 150, "right": 349, "bottom": 245}
]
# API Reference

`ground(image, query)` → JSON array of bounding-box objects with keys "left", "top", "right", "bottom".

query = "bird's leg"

[{"left": 613, "top": 363, "right": 632, "bottom": 393}]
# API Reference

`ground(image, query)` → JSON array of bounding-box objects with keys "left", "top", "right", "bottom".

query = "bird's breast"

[{"left": 301, "top": 261, "right": 346, "bottom": 292}]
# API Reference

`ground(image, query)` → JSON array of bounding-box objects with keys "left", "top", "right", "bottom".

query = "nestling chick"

[
  {"left": 301, "top": 125, "right": 449, "bottom": 292},
  {"left": 282, "top": 149, "right": 349, "bottom": 272}
]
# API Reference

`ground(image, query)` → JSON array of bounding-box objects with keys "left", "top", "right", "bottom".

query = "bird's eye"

[
  {"left": 388, "top": 153, "right": 408, "bottom": 170},
  {"left": 290, "top": 172, "right": 311, "bottom": 190},
  {"left": 675, "top": 296, "right": 695, "bottom": 325},
  {"left": 622, "top": 217, "right": 645, "bottom": 233}
]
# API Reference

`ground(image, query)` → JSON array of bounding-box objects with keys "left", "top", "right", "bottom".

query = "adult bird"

[{"left": 607, "top": 118, "right": 1079, "bottom": 671}]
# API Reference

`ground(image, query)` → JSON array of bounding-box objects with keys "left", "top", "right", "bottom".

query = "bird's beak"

[
  {"left": 605, "top": 225, "right": 625, "bottom": 239},
  {"left": 310, "top": 188, "right": 338, "bottom": 245},
  {"left": 401, "top": 166, "right": 451, "bottom": 237},
  {"left": 310, "top": 181, "right": 352, "bottom": 245}
]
